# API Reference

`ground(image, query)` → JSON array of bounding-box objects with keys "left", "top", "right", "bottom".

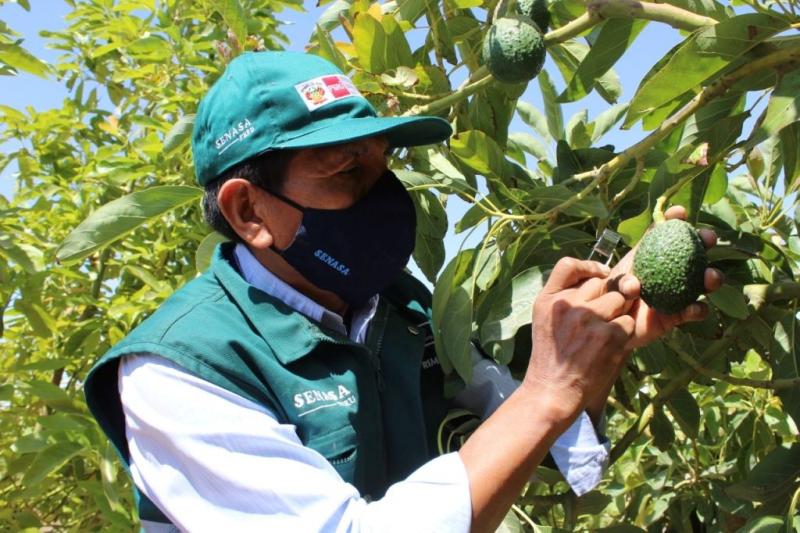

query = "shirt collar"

[{"left": 233, "top": 243, "right": 379, "bottom": 343}]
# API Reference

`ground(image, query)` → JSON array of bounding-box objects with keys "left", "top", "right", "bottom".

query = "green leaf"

[
  {"left": 14, "top": 301, "right": 55, "bottom": 338},
  {"left": 313, "top": 24, "right": 349, "bottom": 71},
  {"left": 432, "top": 250, "right": 475, "bottom": 382},
  {"left": 508, "top": 132, "right": 549, "bottom": 162},
  {"left": 24, "top": 380, "right": 73, "bottom": 405},
  {"left": 316, "top": 0, "right": 351, "bottom": 33},
  {"left": 703, "top": 162, "right": 728, "bottom": 205},
  {"left": 559, "top": 19, "right": 644, "bottom": 103},
  {"left": 413, "top": 190, "right": 447, "bottom": 239},
  {"left": 381, "top": 14, "right": 414, "bottom": 69},
  {"left": 617, "top": 205, "right": 652, "bottom": 246},
  {"left": 650, "top": 404, "right": 675, "bottom": 451},
  {"left": 480, "top": 267, "right": 544, "bottom": 364},
  {"left": 527, "top": 185, "right": 608, "bottom": 219},
  {"left": 627, "top": 14, "right": 787, "bottom": 123},
  {"left": 548, "top": 41, "right": 622, "bottom": 105},
  {"left": 516, "top": 101, "right": 551, "bottom": 140},
  {"left": 0, "top": 43, "right": 49, "bottom": 78},
  {"left": 451, "top": 0, "right": 482, "bottom": 7},
  {"left": 565, "top": 109, "right": 592, "bottom": 149},
  {"left": 591, "top": 103, "right": 629, "bottom": 143},
  {"left": 163, "top": 114, "right": 195, "bottom": 154},
  {"left": 450, "top": 130, "right": 507, "bottom": 179},
  {"left": 353, "top": 13, "right": 387, "bottom": 74},
  {"left": 57, "top": 186, "right": 202, "bottom": 264},
  {"left": 212, "top": 0, "right": 248, "bottom": 46},
  {"left": 496, "top": 510, "right": 523, "bottom": 533},
  {"left": 666, "top": 387, "right": 700, "bottom": 439},
  {"left": 127, "top": 36, "right": 171, "bottom": 62},
  {"left": 411, "top": 189, "right": 447, "bottom": 282},
  {"left": 748, "top": 70, "right": 800, "bottom": 148},
  {"left": 195, "top": 232, "right": 228, "bottom": 273},
  {"left": 708, "top": 284, "right": 749, "bottom": 319},
  {"left": 22, "top": 441, "right": 83, "bottom": 486},
  {"left": 737, "top": 516, "right": 785, "bottom": 533},
  {"left": 414, "top": 232, "right": 445, "bottom": 284},
  {"left": 780, "top": 122, "right": 800, "bottom": 188},
  {"left": 0, "top": 237, "right": 37, "bottom": 273},
  {"left": 727, "top": 444, "right": 800, "bottom": 503},
  {"left": 538, "top": 70, "right": 564, "bottom": 140}
]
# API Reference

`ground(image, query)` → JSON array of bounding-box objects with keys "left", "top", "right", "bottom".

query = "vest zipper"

[{"left": 366, "top": 299, "right": 390, "bottom": 393}]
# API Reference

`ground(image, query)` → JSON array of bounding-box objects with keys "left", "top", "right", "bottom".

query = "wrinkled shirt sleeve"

[
  {"left": 453, "top": 345, "right": 609, "bottom": 496},
  {"left": 119, "top": 354, "right": 471, "bottom": 533}
]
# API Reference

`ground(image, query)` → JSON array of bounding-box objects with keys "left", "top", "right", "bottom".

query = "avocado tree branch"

[
  {"left": 666, "top": 337, "right": 800, "bottom": 391},
  {"left": 549, "top": 44, "right": 800, "bottom": 222},
  {"left": 743, "top": 282, "right": 800, "bottom": 309},
  {"left": 403, "top": 70, "right": 493, "bottom": 116},
  {"left": 406, "top": 1, "right": 716, "bottom": 118},
  {"left": 608, "top": 278, "right": 795, "bottom": 461},
  {"left": 543, "top": 0, "right": 718, "bottom": 46},
  {"left": 609, "top": 317, "right": 755, "bottom": 464}
]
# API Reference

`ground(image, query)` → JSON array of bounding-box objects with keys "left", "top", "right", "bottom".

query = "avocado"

[
  {"left": 482, "top": 15, "right": 546, "bottom": 85},
  {"left": 517, "top": 0, "right": 550, "bottom": 32},
  {"left": 633, "top": 219, "right": 707, "bottom": 314}
]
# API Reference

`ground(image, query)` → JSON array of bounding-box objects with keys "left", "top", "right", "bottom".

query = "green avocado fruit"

[
  {"left": 482, "top": 15, "right": 546, "bottom": 85},
  {"left": 517, "top": 0, "right": 550, "bottom": 32},
  {"left": 633, "top": 219, "right": 708, "bottom": 314}
]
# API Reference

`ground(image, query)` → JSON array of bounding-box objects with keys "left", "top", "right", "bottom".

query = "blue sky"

[{"left": 0, "top": 1, "right": 685, "bottom": 279}]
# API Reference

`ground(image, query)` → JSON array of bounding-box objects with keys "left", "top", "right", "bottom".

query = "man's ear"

[{"left": 217, "top": 179, "right": 274, "bottom": 249}]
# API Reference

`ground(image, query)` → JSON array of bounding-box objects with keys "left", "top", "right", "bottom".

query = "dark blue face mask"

[{"left": 266, "top": 170, "right": 416, "bottom": 308}]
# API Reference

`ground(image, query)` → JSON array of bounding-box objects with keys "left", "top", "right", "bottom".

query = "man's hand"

[
  {"left": 609, "top": 205, "right": 724, "bottom": 351},
  {"left": 523, "top": 257, "right": 638, "bottom": 422},
  {"left": 460, "top": 257, "right": 640, "bottom": 532}
]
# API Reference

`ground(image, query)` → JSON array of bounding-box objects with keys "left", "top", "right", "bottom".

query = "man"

[{"left": 84, "top": 51, "right": 722, "bottom": 532}]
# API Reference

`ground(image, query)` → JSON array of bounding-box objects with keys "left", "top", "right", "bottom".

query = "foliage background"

[{"left": 1, "top": 0, "right": 800, "bottom": 531}]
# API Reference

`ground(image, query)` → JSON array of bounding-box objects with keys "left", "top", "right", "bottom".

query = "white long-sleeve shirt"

[{"left": 119, "top": 244, "right": 609, "bottom": 532}]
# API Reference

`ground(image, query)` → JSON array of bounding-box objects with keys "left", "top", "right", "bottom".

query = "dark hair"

[{"left": 202, "top": 150, "right": 294, "bottom": 242}]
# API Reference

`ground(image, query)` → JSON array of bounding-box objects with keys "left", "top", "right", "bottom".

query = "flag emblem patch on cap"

[{"left": 295, "top": 75, "right": 362, "bottom": 112}]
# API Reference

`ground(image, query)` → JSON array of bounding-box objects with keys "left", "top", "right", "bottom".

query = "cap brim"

[{"left": 275, "top": 115, "right": 452, "bottom": 150}]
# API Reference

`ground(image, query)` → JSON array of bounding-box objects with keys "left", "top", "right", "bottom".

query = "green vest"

[{"left": 84, "top": 243, "right": 450, "bottom": 524}]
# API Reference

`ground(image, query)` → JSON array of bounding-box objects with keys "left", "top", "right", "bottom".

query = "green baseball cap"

[{"left": 192, "top": 51, "right": 453, "bottom": 186}]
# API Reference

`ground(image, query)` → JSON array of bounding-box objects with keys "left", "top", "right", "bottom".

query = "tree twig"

[
  {"left": 610, "top": 317, "right": 754, "bottom": 464},
  {"left": 551, "top": 45, "right": 800, "bottom": 222},
  {"left": 666, "top": 338, "right": 800, "bottom": 391},
  {"left": 405, "top": 0, "right": 719, "bottom": 118},
  {"left": 544, "top": 0, "right": 718, "bottom": 46}
]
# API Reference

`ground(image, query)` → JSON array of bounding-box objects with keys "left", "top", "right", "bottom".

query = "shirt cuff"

[{"left": 549, "top": 411, "right": 610, "bottom": 496}]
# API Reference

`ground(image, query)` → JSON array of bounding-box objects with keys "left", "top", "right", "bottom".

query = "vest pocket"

[{"left": 307, "top": 425, "right": 358, "bottom": 482}]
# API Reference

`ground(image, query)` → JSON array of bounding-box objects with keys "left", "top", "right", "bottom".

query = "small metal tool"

[{"left": 587, "top": 229, "right": 621, "bottom": 266}]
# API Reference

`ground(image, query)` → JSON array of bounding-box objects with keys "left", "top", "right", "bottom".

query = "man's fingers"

[
  {"left": 611, "top": 314, "right": 636, "bottom": 337},
  {"left": 664, "top": 205, "right": 687, "bottom": 220},
  {"left": 680, "top": 302, "right": 709, "bottom": 323},
  {"left": 704, "top": 268, "right": 724, "bottom": 293},
  {"left": 698, "top": 228, "right": 717, "bottom": 249},
  {"left": 577, "top": 277, "right": 607, "bottom": 301},
  {"left": 605, "top": 274, "right": 640, "bottom": 300},
  {"left": 544, "top": 258, "right": 611, "bottom": 293},
  {"left": 588, "top": 291, "right": 628, "bottom": 321}
]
